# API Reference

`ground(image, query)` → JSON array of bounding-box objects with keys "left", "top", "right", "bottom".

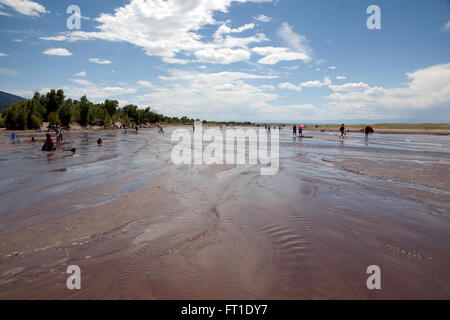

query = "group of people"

[
  {"left": 41, "top": 126, "right": 64, "bottom": 151},
  {"left": 292, "top": 124, "right": 305, "bottom": 137},
  {"left": 340, "top": 124, "right": 374, "bottom": 139},
  {"left": 55, "top": 127, "right": 64, "bottom": 144}
]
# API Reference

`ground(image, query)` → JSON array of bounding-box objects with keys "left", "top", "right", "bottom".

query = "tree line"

[{"left": 0, "top": 89, "right": 199, "bottom": 130}]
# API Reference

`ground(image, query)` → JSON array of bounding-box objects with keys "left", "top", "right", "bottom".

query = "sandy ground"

[{"left": 0, "top": 128, "right": 449, "bottom": 299}]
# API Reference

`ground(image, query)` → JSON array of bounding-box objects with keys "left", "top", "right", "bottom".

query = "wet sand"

[{"left": 0, "top": 128, "right": 449, "bottom": 299}]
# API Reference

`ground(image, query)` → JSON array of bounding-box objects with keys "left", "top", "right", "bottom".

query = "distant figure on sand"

[
  {"left": 97, "top": 138, "right": 103, "bottom": 145},
  {"left": 364, "top": 126, "right": 374, "bottom": 139},
  {"left": 340, "top": 124, "right": 345, "bottom": 139},
  {"left": 135, "top": 126, "right": 139, "bottom": 134},
  {"left": 293, "top": 125, "right": 297, "bottom": 137},
  {"left": 298, "top": 125, "right": 303, "bottom": 137},
  {"left": 42, "top": 134, "right": 55, "bottom": 151}
]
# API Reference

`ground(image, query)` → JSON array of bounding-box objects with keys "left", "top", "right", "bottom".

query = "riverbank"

[{"left": 3, "top": 122, "right": 450, "bottom": 136}]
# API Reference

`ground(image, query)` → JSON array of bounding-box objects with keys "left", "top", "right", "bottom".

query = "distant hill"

[{"left": 0, "top": 91, "right": 26, "bottom": 112}]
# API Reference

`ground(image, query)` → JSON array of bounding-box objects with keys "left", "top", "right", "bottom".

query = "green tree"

[
  {"left": 56, "top": 89, "right": 65, "bottom": 108},
  {"left": 3, "top": 104, "right": 19, "bottom": 130},
  {"left": 122, "top": 105, "right": 138, "bottom": 121},
  {"left": 26, "top": 99, "right": 42, "bottom": 129},
  {"left": 48, "top": 112, "right": 61, "bottom": 125},
  {"left": 121, "top": 114, "right": 130, "bottom": 126},
  {"left": 59, "top": 100, "right": 73, "bottom": 126},
  {"left": 16, "top": 105, "right": 28, "bottom": 130},
  {"left": 79, "top": 96, "right": 90, "bottom": 126},
  {"left": 87, "top": 106, "right": 95, "bottom": 126},
  {"left": 46, "top": 90, "right": 59, "bottom": 116},
  {"left": 104, "top": 100, "right": 118, "bottom": 117},
  {"left": 29, "top": 114, "right": 42, "bottom": 129}
]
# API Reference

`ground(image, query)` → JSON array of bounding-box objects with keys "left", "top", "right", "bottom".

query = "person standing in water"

[
  {"left": 340, "top": 124, "right": 345, "bottom": 139},
  {"left": 293, "top": 125, "right": 297, "bottom": 137},
  {"left": 364, "top": 125, "right": 374, "bottom": 143},
  {"left": 58, "top": 127, "right": 64, "bottom": 144},
  {"left": 298, "top": 125, "right": 303, "bottom": 137},
  {"left": 55, "top": 127, "right": 60, "bottom": 144}
]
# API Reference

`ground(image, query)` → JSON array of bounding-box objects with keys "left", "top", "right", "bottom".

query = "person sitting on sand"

[
  {"left": 97, "top": 138, "right": 103, "bottom": 145},
  {"left": 9, "top": 133, "right": 17, "bottom": 141},
  {"left": 42, "top": 134, "right": 55, "bottom": 151},
  {"left": 340, "top": 124, "right": 345, "bottom": 139},
  {"left": 30, "top": 137, "right": 36, "bottom": 144}
]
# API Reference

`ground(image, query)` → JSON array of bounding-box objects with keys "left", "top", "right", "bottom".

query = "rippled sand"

[{"left": 0, "top": 128, "right": 449, "bottom": 299}]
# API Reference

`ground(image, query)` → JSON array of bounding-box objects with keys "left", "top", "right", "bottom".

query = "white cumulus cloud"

[
  {"left": 40, "top": 0, "right": 272, "bottom": 65},
  {"left": 138, "top": 80, "right": 154, "bottom": 88},
  {"left": 89, "top": 58, "right": 111, "bottom": 64},
  {"left": 252, "top": 46, "right": 309, "bottom": 65},
  {"left": 329, "top": 82, "right": 369, "bottom": 92},
  {"left": 277, "top": 22, "right": 312, "bottom": 62},
  {"left": 278, "top": 82, "right": 302, "bottom": 92},
  {"left": 324, "top": 63, "right": 450, "bottom": 119},
  {"left": 300, "top": 77, "right": 331, "bottom": 88},
  {"left": 0, "top": 0, "right": 47, "bottom": 16},
  {"left": 254, "top": 14, "right": 272, "bottom": 23},
  {"left": 43, "top": 48, "right": 72, "bottom": 56}
]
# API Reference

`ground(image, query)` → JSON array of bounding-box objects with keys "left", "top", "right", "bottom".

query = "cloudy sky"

[{"left": 0, "top": 0, "right": 449, "bottom": 122}]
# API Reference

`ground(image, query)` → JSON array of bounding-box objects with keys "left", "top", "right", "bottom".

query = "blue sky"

[{"left": 0, "top": 0, "right": 449, "bottom": 122}]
